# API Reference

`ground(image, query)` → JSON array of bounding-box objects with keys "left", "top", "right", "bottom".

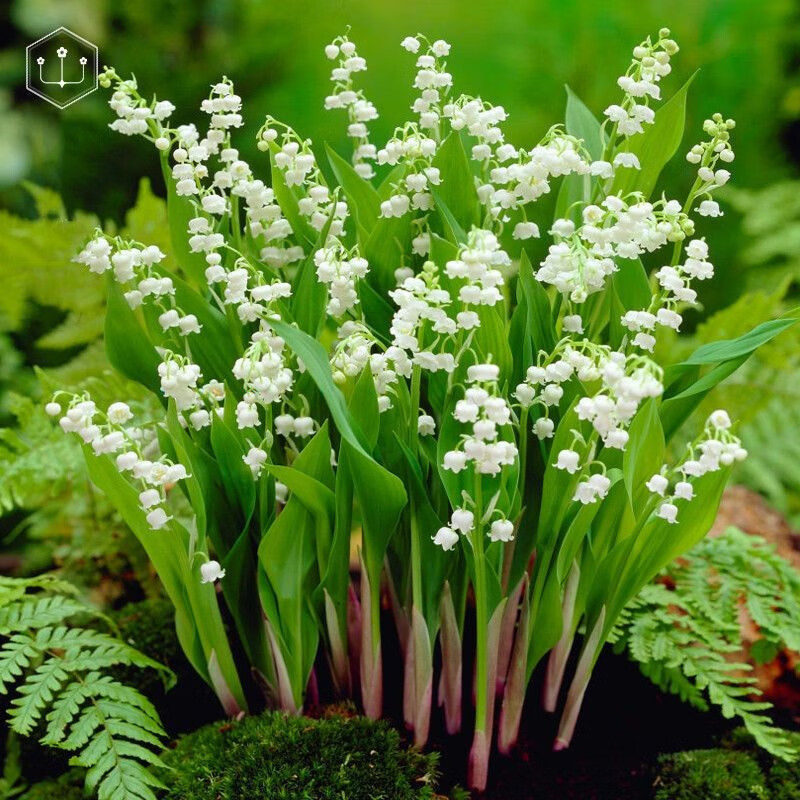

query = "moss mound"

[
  {"left": 654, "top": 748, "right": 769, "bottom": 799},
  {"left": 160, "top": 710, "right": 438, "bottom": 800},
  {"left": 720, "top": 727, "right": 800, "bottom": 800}
]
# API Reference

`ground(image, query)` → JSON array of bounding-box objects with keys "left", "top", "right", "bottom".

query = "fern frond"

[
  {"left": 0, "top": 595, "right": 100, "bottom": 633},
  {"left": 620, "top": 527, "right": 800, "bottom": 761},
  {"left": 0, "top": 576, "right": 172, "bottom": 800}
]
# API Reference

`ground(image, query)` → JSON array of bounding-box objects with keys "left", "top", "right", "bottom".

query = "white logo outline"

[{"left": 26, "top": 27, "right": 99, "bottom": 109}]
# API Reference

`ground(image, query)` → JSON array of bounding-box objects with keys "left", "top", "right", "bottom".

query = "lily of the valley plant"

[{"left": 52, "top": 28, "right": 793, "bottom": 791}]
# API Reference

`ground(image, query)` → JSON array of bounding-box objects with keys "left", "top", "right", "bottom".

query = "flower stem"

[
  {"left": 518, "top": 406, "right": 529, "bottom": 496},
  {"left": 408, "top": 362, "right": 423, "bottom": 613},
  {"left": 472, "top": 476, "right": 488, "bottom": 735}
]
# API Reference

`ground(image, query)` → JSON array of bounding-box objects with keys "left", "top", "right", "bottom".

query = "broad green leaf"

[
  {"left": 210, "top": 410, "right": 256, "bottom": 526},
  {"left": 432, "top": 132, "right": 479, "bottom": 230},
  {"left": 622, "top": 399, "right": 665, "bottom": 503},
  {"left": 565, "top": 85, "right": 605, "bottom": 161},
  {"left": 271, "top": 319, "right": 370, "bottom": 453},
  {"left": 430, "top": 187, "right": 468, "bottom": 244},
  {"left": 258, "top": 426, "right": 334, "bottom": 704},
  {"left": 82, "top": 448, "right": 247, "bottom": 710},
  {"left": 661, "top": 317, "right": 796, "bottom": 438},
  {"left": 357, "top": 279, "right": 394, "bottom": 342},
  {"left": 291, "top": 206, "right": 337, "bottom": 336},
  {"left": 677, "top": 317, "right": 796, "bottom": 367},
  {"left": 362, "top": 214, "right": 413, "bottom": 294},
  {"left": 518, "top": 250, "right": 555, "bottom": 354}
]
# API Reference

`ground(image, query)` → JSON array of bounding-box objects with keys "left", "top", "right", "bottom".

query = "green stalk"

[
  {"left": 518, "top": 406, "right": 529, "bottom": 496},
  {"left": 408, "top": 363, "right": 424, "bottom": 613},
  {"left": 472, "top": 476, "right": 488, "bottom": 735}
]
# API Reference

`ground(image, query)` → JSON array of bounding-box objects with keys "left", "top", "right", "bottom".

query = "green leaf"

[
  {"left": 103, "top": 278, "right": 162, "bottom": 398},
  {"left": 362, "top": 213, "right": 413, "bottom": 294},
  {"left": 326, "top": 143, "right": 380, "bottom": 231},
  {"left": 258, "top": 425, "right": 334, "bottom": 705},
  {"left": 430, "top": 186, "right": 468, "bottom": 244},
  {"left": 160, "top": 160, "right": 209, "bottom": 287},
  {"left": 565, "top": 85, "right": 605, "bottom": 161},
  {"left": 622, "top": 399, "right": 665, "bottom": 504},
  {"left": 677, "top": 317, "right": 797, "bottom": 367},
  {"left": 661, "top": 318, "right": 796, "bottom": 438},
  {"left": 431, "top": 132, "right": 479, "bottom": 230},
  {"left": 270, "top": 320, "right": 369, "bottom": 455},
  {"left": 555, "top": 86, "right": 606, "bottom": 221}
]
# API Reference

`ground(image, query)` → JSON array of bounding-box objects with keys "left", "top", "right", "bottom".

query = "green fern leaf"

[{"left": 0, "top": 575, "right": 171, "bottom": 800}]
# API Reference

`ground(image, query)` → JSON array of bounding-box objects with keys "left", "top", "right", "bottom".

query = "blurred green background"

[
  {"left": 3, "top": 0, "right": 799, "bottom": 215},
  {"left": 2, "top": 0, "right": 800, "bottom": 565}
]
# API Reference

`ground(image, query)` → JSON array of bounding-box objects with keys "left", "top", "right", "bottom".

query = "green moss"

[
  {"left": 112, "top": 598, "right": 182, "bottom": 666},
  {"left": 719, "top": 727, "right": 800, "bottom": 800},
  {"left": 655, "top": 749, "right": 769, "bottom": 800},
  {"left": 161, "top": 711, "right": 439, "bottom": 800}
]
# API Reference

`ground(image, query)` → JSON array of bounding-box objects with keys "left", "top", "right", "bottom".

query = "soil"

[{"left": 420, "top": 623, "right": 733, "bottom": 799}]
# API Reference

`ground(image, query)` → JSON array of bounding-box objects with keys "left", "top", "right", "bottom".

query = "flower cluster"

[
  {"left": 479, "top": 127, "right": 592, "bottom": 221},
  {"left": 442, "top": 363, "right": 518, "bottom": 477},
  {"left": 259, "top": 120, "right": 350, "bottom": 242},
  {"left": 330, "top": 322, "right": 400, "bottom": 412},
  {"left": 324, "top": 35, "right": 379, "bottom": 178},
  {"left": 232, "top": 331, "right": 294, "bottom": 424},
  {"left": 687, "top": 113, "right": 736, "bottom": 218},
  {"left": 377, "top": 129, "right": 440, "bottom": 218},
  {"left": 314, "top": 240, "right": 370, "bottom": 316},
  {"left": 621, "top": 237, "right": 714, "bottom": 349},
  {"left": 73, "top": 233, "right": 208, "bottom": 340},
  {"left": 401, "top": 35, "right": 454, "bottom": 134},
  {"left": 101, "top": 69, "right": 175, "bottom": 141},
  {"left": 537, "top": 194, "right": 692, "bottom": 306},
  {"left": 434, "top": 363, "right": 517, "bottom": 551},
  {"left": 48, "top": 395, "right": 189, "bottom": 530},
  {"left": 521, "top": 342, "right": 663, "bottom": 452},
  {"left": 604, "top": 28, "right": 678, "bottom": 140},
  {"left": 646, "top": 409, "right": 746, "bottom": 524}
]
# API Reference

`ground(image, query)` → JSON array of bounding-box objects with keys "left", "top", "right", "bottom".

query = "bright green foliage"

[
  {"left": 0, "top": 394, "right": 84, "bottom": 513},
  {"left": 0, "top": 574, "right": 173, "bottom": 800},
  {"left": 654, "top": 749, "right": 769, "bottom": 800},
  {"left": 160, "top": 710, "right": 439, "bottom": 800},
  {"left": 0, "top": 180, "right": 172, "bottom": 403},
  {"left": 614, "top": 527, "right": 800, "bottom": 760},
  {"left": 0, "top": 181, "right": 170, "bottom": 587},
  {"left": 0, "top": 186, "right": 102, "bottom": 351},
  {"left": 706, "top": 182, "right": 800, "bottom": 525}
]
